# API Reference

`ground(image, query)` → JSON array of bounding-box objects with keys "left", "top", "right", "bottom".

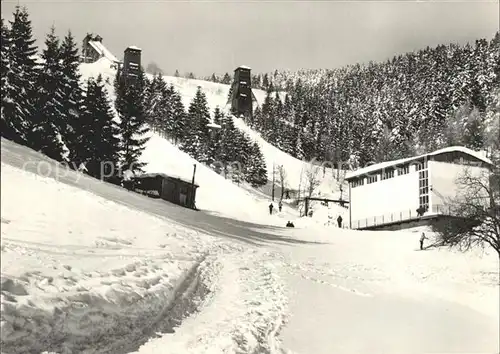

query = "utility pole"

[
  {"left": 191, "top": 164, "right": 197, "bottom": 209},
  {"left": 272, "top": 162, "right": 275, "bottom": 201}
]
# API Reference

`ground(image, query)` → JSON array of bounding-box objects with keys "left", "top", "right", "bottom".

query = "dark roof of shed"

[{"left": 133, "top": 173, "right": 199, "bottom": 187}]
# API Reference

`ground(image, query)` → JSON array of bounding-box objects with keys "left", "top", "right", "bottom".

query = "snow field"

[
  {"left": 277, "top": 226, "right": 499, "bottom": 320},
  {"left": 132, "top": 249, "right": 289, "bottom": 354},
  {"left": 0, "top": 162, "right": 216, "bottom": 353},
  {"left": 274, "top": 227, "right": 499, "bottom": 353}
]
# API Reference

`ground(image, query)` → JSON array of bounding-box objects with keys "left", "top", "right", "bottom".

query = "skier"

[
  {"left": 337, "top": 215, "right": 343, "bottom": 228},
  {"left": 279, "top": 200, "right": 283, "bottom": 212},
  {"left": 269, "top": 203, "right": 274, "bottom": 215},
  {"left": 420, "top": 232, "right": 428, "bottom": 250}
]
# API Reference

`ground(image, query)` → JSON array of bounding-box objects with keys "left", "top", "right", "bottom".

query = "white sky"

[{"left": 2, "top": 0, "right": 499, "bottom": 76}]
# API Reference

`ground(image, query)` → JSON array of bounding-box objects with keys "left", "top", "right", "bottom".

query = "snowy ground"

[
  {"left": 1, "top": 55, "right": 498, "bottom": 354},
  {"left": 276, "top": 227, "right": 499, "bottom": 354}
]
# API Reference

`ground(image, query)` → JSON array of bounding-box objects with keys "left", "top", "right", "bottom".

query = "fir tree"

[
  {"left": 145, "top": 73, "right": 170, "bottom": 134},
  {"left": 76, "top": 75, "right": 121, "bottom": 179},
  {"left": 1, "top": 18, "right": 11, "bottom": 122},
  {"left": 218, "top": 113, "right": 239, "bottom": 177},
  {"left": 180, "top": 86, "right": 211, "bottom": 163},
  {"left": 210, "top": 106, "right": 224, "bottom": 161},
  {"left": 222, "top": 72, "right": 231, "bottom": 85},
  {"left": 114, "top": 68, "right": 150, "bottom": 174},
  {"left": 29, "top": 26, "right": 66, "bottom": 161},
  {"left": 170, "top": 86, "right": 186, "bottom": 145},
  {"left": 245, "top": 142, "right": 268, "bottom": 187},
  {"left": 59, "top": 30, "right": 83, "bottom": 160},
  {"left": 2, "top": 6, "right": 38, "bottom": 143}
]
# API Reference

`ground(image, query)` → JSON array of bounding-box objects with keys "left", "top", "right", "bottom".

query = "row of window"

[
  {"left": 419, "top": 195, "right": 429, "bottom": 206},
  {"left": 418, "top": 164, "right": 429, "bottom": 210},
  {"left": 351, "top": 163, "right": 413, "bottom": 188}
]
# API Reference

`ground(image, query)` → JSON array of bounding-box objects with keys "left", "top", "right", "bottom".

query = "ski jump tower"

[
  {"left": 119, "top": 46, "right": 142, "bottom": 87},
  {"left": 227, "top": 65, "right": 257, "bottom": 120}
]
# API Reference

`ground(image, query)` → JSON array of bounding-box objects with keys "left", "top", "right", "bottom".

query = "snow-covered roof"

[
  {"left": 345, "top": 146, "right": 492, "bottom": 180},
  {"left": 127, "top": 45, "right": 142, "bottom": 51},
  {"left": 134, "top": 172, "right": 198, "bottom": 187},
  {"left": 236, "top": 65, "right": 251, "bottom": 70},
  {"left": 207, "top": 122, "right": 221, "bottom": 129},
  {"left": 89, "top": 40, "right": 120, "bottom": 63}
]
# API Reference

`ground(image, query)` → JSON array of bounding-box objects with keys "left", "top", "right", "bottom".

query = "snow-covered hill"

[
  {"left": 78, "top": 57, "right": 346, "bottom": 221},
  {"left": 0, "top": 138, "right": 290, "bottom": 354},
  {"left": 1, "top": 139, "right": 498, "bottom": 354}
]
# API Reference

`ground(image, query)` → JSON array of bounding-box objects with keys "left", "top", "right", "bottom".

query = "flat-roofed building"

[{"left": 346, "top": 146, "right": 492, "bottom": 230}]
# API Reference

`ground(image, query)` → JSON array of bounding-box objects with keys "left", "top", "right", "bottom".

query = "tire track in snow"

[
  {"left": 0, "top": 253, "right": 214, "bottom": 354},
  {"left": 131, "top": 249, "right": 289, "bottom": 354}
]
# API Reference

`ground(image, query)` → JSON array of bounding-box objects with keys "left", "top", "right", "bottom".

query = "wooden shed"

[{"left": 130, "top": 173, "right": 199, "bottom": 209}]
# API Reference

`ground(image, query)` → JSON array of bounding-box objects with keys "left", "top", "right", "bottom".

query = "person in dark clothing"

[
  {"left": 420, "top": 232, "right": 427, "bottom": 250},
  {"left": 269, "top": 203, "right": 274, "bottom": 215},
  {"left": 337, "top": 215, "right": 343, "bottom": 228},
  {"left": 278, "top": 201, "right": 283, "bottom": 212},
  {"left": 286, "top": 221, "right": 295, "bottom": 227}
]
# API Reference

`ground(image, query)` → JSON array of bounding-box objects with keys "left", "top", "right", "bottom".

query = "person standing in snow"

[
  {"left": 420, "top": 232, "right": 428, "bottom": 250},
  {"left": 269, "top": 203, "right": 274, "bottom": 215},
  {"left": 337, "top": 215, "right": 343, "bottom": 228},
  {"left": 279, "top": 201, "right": 283, "bottom": 212}
]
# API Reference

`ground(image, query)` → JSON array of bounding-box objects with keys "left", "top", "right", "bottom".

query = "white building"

[{"left": 345, "top": 146, "right": 492, "bottom": 230}]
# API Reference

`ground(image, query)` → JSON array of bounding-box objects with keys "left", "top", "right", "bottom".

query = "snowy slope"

[
  {"left": 232, "top": 115, "right": 346, "bottom": 199},
  {"left": 0, "top": 161, "right": 213, "bottom": 354},
  {"left": 78, "top": 58, "right": 346, "bottom": 218},
  {"left": 140, "top": 134, "right": 299, "bottom": 224},
  {"left": 0, "top": 138, "right": 291, "bottom": 354}
]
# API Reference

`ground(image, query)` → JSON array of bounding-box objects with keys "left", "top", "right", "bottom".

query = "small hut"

[{"left": 130, "top": 173, "right": 199, "bottom": 209}]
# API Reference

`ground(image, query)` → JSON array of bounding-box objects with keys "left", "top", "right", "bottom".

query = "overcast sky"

[{"left": 1, "top": 0, "right": 499, "bottom": 76}]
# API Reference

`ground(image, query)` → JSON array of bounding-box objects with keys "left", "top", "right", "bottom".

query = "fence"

[{"left": 351, "top": 204, "right": 454, "bottom": 229}]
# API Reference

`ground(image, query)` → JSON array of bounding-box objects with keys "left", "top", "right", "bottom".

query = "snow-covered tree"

[
  {"left": 29, "top": 26, "right": 66, "bottom": 161},
  {"left": 114, "top": 68, "right": 150, "bottom": 174},
  {"left": 1, "top": 18, "right": 11, "bottom": 122},
  {"left": 180, "top": 86, "right": 211, "bottom": 163},
  {"left": 245, "top": 142, "right": 268, "bottom": 187},
  {"left": 2, "top": 7, "right": 38, "bottom": 143},
  {"left": 59, "top": 30, "right": 83, "bottom": 159},
  {"left": 76, "top": 75, "right": 121, "bottom": 180}
]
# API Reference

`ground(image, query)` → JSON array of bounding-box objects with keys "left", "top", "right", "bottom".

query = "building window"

[
  {"left": 397, "top": 165, "right": 409, "bottom": 175},
  {"left": 416, "top": 160, "right": 428, "bottom": 171},
  {"left": 353, "top": 178, "right": 365, "bottom": 188},
  {"left": 418, "top": 167, "right": 429, "bottom": 211},
  {"left": 381, "top": 169, "right": 394, "bottom": 180},
  {"left": 367, "top": 175, "right": 378, "bottom": 184}
]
